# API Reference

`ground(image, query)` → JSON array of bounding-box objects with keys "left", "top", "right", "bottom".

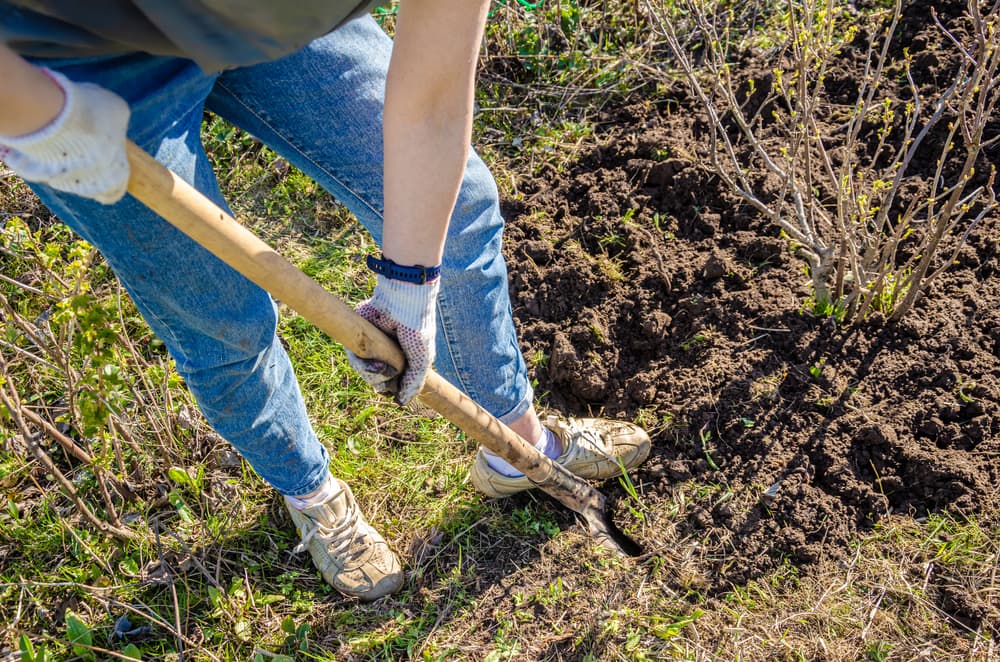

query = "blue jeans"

[{"left": 28, "top": 16, "right": 533, "bottom": 496}]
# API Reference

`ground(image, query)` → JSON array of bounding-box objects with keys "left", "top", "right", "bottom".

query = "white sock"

[
  {"left": 484, "top": 428, "right": 561, "bottom": 477},
  {"left": 286, "top": 473, "right": 338, "bottom": 510}
]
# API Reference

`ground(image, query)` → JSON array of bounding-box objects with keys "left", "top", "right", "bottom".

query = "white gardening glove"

[
  {"left": 0, "top": 68, "right": 130, "bottom": 204},
  {"left": 347, "top": 274, "right": 439, "bottom": 405}
]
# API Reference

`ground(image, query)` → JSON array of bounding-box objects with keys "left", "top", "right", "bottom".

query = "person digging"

[{"left": 0, "top": 0, "right": 652, "bottom": 602}]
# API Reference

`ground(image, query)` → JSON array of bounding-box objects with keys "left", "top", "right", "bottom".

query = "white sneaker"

[
  {"left": 470, "top": 416, "right": 651, "bottom": 498},
  {"left": 285, "top": 479, "right": 403, "bottom": 601}
]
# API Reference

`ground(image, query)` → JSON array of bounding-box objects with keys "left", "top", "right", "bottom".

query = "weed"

[
  {"left": 598, "top": 232, "right": 627, "bottom": 250},
  {"left": 681, "top": 332, "right": 711, "bottom": 352},
  {"left": 536, "top": 577, "right": 575, "bottom": 606},
  {"left": 752, "top": 370, "right": 788, "bottom": 401},
  {"left": 511, "top": 504, "right": 561, "bottom": 537},
  {"left": 589, "top": 242, "right": 627, "bottom": 281},
  {"left": 618, "top": 470, "right": 648, "bottom": 523},
  {"left": 65, "top": 611, "right": 95, "bottom": 661},
  {"left": 865, "top": 641, "right": 894, "bottom": 661},
  {"left": 808, "top": 358, "right": 825, "bottom": 380},
  {"left": 651, "top": 213, "right": 675, "bottom": 239},
  {"left": 528, "top": 348, "right": 548, "bottom": 367},
  {"left": 698, "top": 428, "right": 720, "bottom": 472},
  {"left": 19, "top": 635, "right": 54, "bottom": 662}
]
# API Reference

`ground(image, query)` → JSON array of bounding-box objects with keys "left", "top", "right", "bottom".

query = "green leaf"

[
  {"left": 19, "top": 634, "right": 36, "bottom": 662},
  {"left": 66, "top": 611, "right": 95, "bottom": 661},
  {"left": 207, "top": 585, "right": 224, "bottom": 609},
  {"left": 281, "top": 615, "right": 297, "bottom": 634},
  {"left": 120, "top": 555, "right": 140, "bottom": 575},
  {"left": 121, "top": 643, "right": 143, "bottom": 660},
  {"left": 257, "top": 593, "right": 285, "bottom": 605},
  {"left": 169, "top": 491, "right": 194, "bottom": 523},
  {"left": 234, "top": 619, "right": 251, "bottom": 641},
  {"left": 167, "top": 466, "right": 191, "bottom": 486}
]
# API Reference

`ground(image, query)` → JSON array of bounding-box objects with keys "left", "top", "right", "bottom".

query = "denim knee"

[
  {"left": 176, "top": 298, "right": 279, "bottom": 408},
  {"left": 432, "top": 151, "right": 535, "bottom": 423}
]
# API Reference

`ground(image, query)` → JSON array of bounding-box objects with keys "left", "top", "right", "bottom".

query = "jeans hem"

[
  {"left": 276, "top": 449, "right": 332, "bottom": 498},
  {"left": 496, "top": 391, "right": 534, "bottom": 427}
]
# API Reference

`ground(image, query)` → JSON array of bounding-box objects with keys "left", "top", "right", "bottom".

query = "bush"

[{"left": 656, "top": 0, "right": 998, "bottom": 322}]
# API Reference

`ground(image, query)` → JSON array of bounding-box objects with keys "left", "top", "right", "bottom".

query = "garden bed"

[{"left": 499, "top": 0, "right": 999, "bottom": 632}]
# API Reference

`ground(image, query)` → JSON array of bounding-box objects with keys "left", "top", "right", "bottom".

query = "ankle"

[
  {"left": 507, "top": 407, "right": 545, "bottom": 446},
  {"left": 287, "top": 473, "right": 337, "bottom": 510},
  {"left": 483, "top": 427, "right": 560, "bottom": 477}
]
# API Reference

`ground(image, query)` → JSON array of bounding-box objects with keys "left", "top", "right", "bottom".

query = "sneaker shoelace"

[
  {"left": 292, "top": 489, "right": 366, "bottom": 563},
  {"left": 560, "top": 417, "right": 616, "bottom": 461}
]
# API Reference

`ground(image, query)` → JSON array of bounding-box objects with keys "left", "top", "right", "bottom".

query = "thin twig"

[
  {"left": 0, "top": 361, "right": 137, "bottom": 542},
  {"left": 154, "top": 521, "right": 186, "bottom": 662}
]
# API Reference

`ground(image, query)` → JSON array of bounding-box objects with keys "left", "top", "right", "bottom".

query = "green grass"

[{"left": 2, "top": 1, "right": 999, "bottom": 660}]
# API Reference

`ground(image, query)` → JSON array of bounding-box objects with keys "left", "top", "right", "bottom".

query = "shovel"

[{"left": 124, "top": 141, "right": 641, "bottom": 556}]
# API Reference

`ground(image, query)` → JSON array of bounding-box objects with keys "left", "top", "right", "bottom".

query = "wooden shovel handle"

[{"left": 124, "top": 141, "right": 585, "bottom": 495}]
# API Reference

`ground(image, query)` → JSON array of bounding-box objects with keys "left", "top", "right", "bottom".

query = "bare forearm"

[
  {"left": 381, "top": 0, "right": 490, "bottom": 267},
  {"left": 382, "top": 92, "right": 472, "bottom": 267},
  {"left": 0, "top": 43, "right": 64, "bottom": 136}
]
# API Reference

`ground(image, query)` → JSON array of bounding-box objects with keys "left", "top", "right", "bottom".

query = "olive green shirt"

[{"left": 1, "top": 0, "right": 384, "bottom": 71}]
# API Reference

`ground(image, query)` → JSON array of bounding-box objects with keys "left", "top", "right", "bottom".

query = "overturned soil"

[{"left": 498, "top": 0, "right": 999, "bottom": 631}]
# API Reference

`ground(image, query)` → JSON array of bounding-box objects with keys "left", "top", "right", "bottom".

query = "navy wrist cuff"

[{"left": 366, "top": 254, "right": 441, "bottom": 284}]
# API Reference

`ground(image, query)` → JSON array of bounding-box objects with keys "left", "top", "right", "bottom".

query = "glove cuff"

[
  {"left": 0, "top": 69, "right": 129, "bottom": 168},
  {"left": 0, "top": 68, "right": 132, "bottom": 203},
  {"left": 0, "top": 68, "right": 75, "bottom": 149},
  {"left": 371, "top": 274, "right": 439, "bottom": 330}
]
